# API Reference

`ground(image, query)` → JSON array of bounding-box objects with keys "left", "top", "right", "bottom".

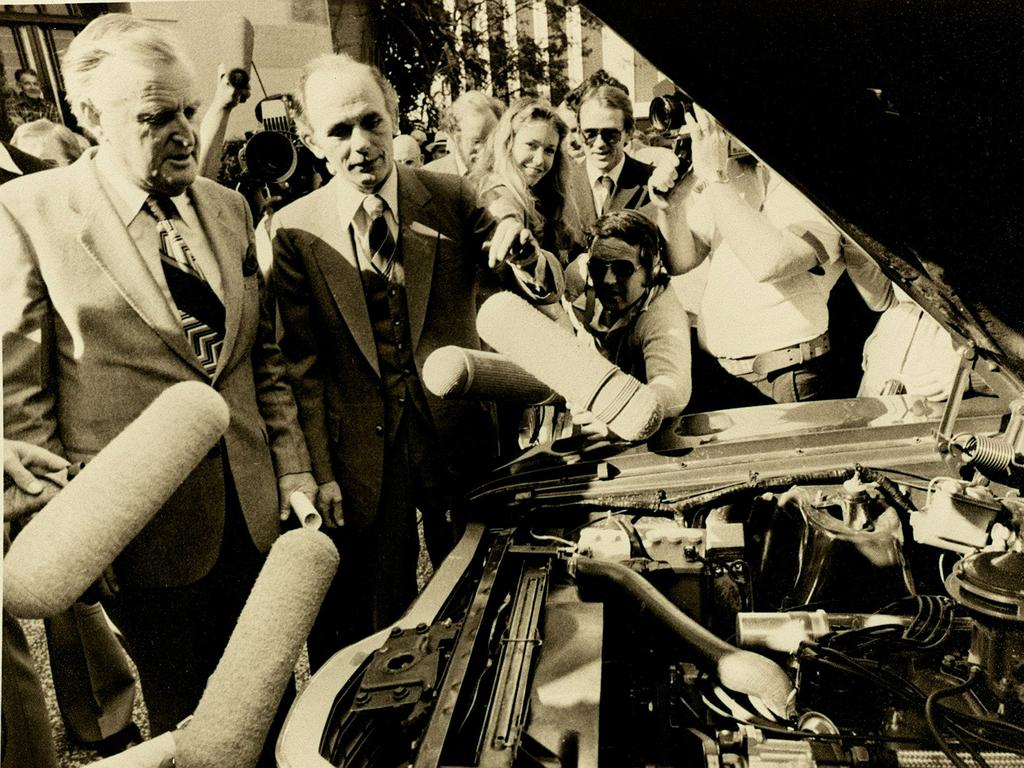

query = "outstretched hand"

[{"left": 487, "top": 219, "right": 538, "bottom": 269}]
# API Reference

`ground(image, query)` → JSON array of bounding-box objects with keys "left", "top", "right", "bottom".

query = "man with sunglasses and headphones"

[{"left": 560, "top": 210, "right": 693, "bottom": 437}]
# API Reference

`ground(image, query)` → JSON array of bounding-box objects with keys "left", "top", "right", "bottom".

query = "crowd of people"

[{"left": 1, "top": 12, "right": 966, "bottom": 768}]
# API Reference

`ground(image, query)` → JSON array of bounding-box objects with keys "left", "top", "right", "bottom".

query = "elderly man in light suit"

[
  {"left": 0, "top": 14, "right": 315, "bottom": 737},
  {"left": 271, "top": 53, "right": 559, "bottom": 669}
]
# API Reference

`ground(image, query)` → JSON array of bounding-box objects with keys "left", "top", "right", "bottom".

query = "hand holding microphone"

[
  {"left": 220, "top": 14, "right": 254, "bottom": 102},
  {"left": 3, "top": 439, "right": 69, "bottom": 521},
  {"left": 212, "top": 63, "right": 251, "bottom": 111},
  {"left": 4, "top": 382, "right": 230, "bottom": 619},
  {"left": 487, "top": 218, "right": 538, "bottom": 270},
  {"left": 477, "top": 292, "right": 664, "bottom": 442}
]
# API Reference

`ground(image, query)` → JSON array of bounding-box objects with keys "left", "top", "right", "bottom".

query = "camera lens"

[
  {"left": 649, "top": 93, "right": 692, "bottom": 133},
  {"left": 239, "top": 130, "right": 298, "bottom": 184}
]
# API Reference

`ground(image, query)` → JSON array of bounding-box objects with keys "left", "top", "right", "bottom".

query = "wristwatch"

[{"left": 695, "top": 168, "right": 731, "bottom": 193}]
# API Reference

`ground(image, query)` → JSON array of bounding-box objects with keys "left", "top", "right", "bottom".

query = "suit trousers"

[
  {"left": 2, "top": 609, "right": 59, "bottom": 768},
  {"left": 45, "top": 600, "right": 136, "bottom": 744},
  {"left": 306, "top": 408, "right": 456, "bottom": 671},
  {"left": 102, "top": 455, "right": 265, "bottom": 737}
]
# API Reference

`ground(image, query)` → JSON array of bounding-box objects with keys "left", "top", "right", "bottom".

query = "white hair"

[{"left": 62, "top": 13, "right": 194, "bottom": 122}]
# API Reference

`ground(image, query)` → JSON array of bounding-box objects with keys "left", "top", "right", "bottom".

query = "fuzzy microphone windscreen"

[
  {"left": 222, "top": 14, "right": 254, "bottom": 87},
  {"left": 4, "top": 382, "right": 230, "bottom": 619},
  {"left": 476, "top": 292, "right": 663, "bottom": 441},
  {"left": 174, "top": 528, "right": 339, "bottom": 768},
  {"left": 423, "top": 345, "right": 555, "bottom": 403}
]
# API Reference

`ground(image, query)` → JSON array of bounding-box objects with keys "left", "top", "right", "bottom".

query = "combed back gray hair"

[
  {"left": 62, "top": 13, "right": 193, "bottom": 122},
  {"left": 293, "top": 53, "right": 399, "bottom": 134},
  {"left": 441, "top": 90, "right": 504, "bottom": 135}
]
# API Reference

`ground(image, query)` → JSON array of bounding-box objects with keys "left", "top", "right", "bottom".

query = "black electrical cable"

[
  {"left": 925, "top": 669, "right": 981, "bottom": 768},
  {"left": 946, "top": 720, "right": 993, "bottom": 768}
]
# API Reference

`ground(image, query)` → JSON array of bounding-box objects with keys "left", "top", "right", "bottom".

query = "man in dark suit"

[
  {"left": 1, "top": 14, "right": 315, "bottom": 736},
  {"left": 272, "top": 53, "right": 559, "bottom": 669},
  {"left": 567, "top": 84, "right": 655, "bottom": 229}
]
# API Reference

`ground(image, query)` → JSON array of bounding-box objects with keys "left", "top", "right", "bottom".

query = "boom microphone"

[
  {"left": 3, "top": 382, "right": 230, "bottom": 619},
  {"left": 174, "top": 528, "right": 339, "bottom": 768},
  {"left": 222, "top": 14, "right": 254, "bottom": 90},
  {"left": 423, "top": 345, "right": 555, "bottom": 403},
  {"left": 476, "top": 292, "right": 663, "bottom": 441}
]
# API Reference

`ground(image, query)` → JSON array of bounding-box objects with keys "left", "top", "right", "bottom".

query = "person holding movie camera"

[{"left": 662, "top": 104, "right": 890, "bottom": 403}]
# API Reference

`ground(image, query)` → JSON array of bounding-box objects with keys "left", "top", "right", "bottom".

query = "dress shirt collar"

[
  {"left": 333, "top": 163, "right": 400, "bottom": 232},
  {"left": 0, "top": 143, "right": 22, "bottom": 176},
  {"left": 586, "top": 154, "right": 626, "bottom": 190},
  {"left": 94, "top": 145, "right": 199, "bottom": 229}
]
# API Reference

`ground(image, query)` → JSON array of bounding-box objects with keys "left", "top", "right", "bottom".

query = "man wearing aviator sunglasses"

[
  {"left": 567, "top": 84, "right": 658, "bottom": 230},
  {"left": 561, "top": 210, "right": 693, "bottom": 422}
]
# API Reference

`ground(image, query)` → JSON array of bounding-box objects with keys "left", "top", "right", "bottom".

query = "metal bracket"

[{"left": 934, "top": 343, "right": 977, "bottom": 456}]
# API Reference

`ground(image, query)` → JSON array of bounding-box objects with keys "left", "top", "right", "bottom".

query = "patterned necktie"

[
  {"left": 145, "top": 195, "right": 224, "bottom": 377},
  {"left": 596, "top": 175, "right": 615, "bottom": 215},
  {"left": 363, "top": 194, "right": 398, "bottom": 275}
]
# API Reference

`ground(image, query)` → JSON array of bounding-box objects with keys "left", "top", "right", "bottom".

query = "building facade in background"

[{"left": 0, "top": 1, "right": 661, "bottom": 140}]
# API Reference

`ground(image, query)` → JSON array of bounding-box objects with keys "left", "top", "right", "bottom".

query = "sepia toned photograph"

[{"left": 2, "top": 1, "right": 1024, "bottom": 766}]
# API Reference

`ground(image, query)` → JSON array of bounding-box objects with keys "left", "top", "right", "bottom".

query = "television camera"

[{"left": 218, "top": 94, "right": 324, "bottom": 221}]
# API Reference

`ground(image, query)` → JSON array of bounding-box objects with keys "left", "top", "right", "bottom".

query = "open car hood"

[{"left": 583, "top": 0, "right": 1024, "bottom": 390}]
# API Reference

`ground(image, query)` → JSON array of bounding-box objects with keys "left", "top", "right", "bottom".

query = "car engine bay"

[{"left": 295, "top": 381, "right": 1024, "bottom": 768}]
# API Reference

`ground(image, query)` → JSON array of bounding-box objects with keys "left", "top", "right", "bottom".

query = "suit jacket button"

[{"left": 374, "top": 424, "right": 384, "bottom": 435}]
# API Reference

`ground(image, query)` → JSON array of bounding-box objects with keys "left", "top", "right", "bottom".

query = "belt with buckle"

[{"left": 716, "top": 331, "right": 831, "bottom": 379}]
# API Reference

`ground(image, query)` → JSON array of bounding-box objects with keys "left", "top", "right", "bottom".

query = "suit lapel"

[
  {"left": 570, "top": 163, "right": 598, "bottom": 227},
  {"left": 190, "top": 185, "right": 243, "bottom": 380},
  {"left": 309, "top": 182, "right": 380, "bottom": 376},
  {"left": 397, "top": 167, "right": 434, "bottom": 351},
  {"left": 71, "top": 155, "right": 205, "bottom": 376},
  {"left": 612, "top": 156, "right": 651, "bottom": 211}
]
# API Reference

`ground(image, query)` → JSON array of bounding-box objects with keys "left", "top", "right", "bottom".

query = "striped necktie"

[
  {"left": 363, "top": 194, "right": 398, "bottom": 275},
  {"left": 596, "top": 175, "right": 615, "bottom": 215},
  {"left": 145, "top": 195, "right": 224, "bottom": 377}
]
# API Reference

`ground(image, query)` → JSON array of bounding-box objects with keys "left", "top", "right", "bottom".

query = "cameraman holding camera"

[{"left": 661, "top": 104, "right": 890, "bottom": 404}]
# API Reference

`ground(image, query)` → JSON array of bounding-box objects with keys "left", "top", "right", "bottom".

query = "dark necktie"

[
  {"left": 596, "top": 175, "right": 615, "bottom": 215},
  {"left": 363, "top": 195, "right": 398, "bottom": 275},
  {"left": 144, "top": 195, "right": 224, "bottom": 377}
]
